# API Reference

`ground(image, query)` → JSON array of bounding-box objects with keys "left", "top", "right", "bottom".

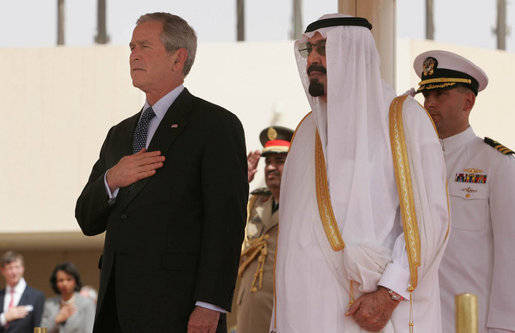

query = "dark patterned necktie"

[{"left": 133, "top": 107, "right": 155, "bottom": 154}]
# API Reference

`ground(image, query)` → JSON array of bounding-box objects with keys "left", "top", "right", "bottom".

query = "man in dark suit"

[
  {"left": 75, "top": 12, "right": 248, "bottom": 333},
  {"left": 0, "top": 251, "right": 45, "bottom": 333}
]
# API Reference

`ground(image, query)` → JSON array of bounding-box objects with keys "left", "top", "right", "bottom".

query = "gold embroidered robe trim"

[
  {"left": 389, "top": 95, "right": 421, "bottom": 290},
  {"left": 315, "top": 130, "right": 345, "bottom": 251}
]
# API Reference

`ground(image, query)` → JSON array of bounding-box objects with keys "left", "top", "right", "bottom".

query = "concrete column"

[
  {"left": 496, "top": 0, "right": 507, "bottom": 50},
  {"left": 426, "top": 0, "right": 434, "bottom": 40},
  {"left": 94, "top": 0, "right": 110, "bottom": 44},
  {"left": 57, "top": 0, "right": 65, "bottom": 45},
  {"left": 338, "top": 0, "right": 396, "bottom": 88},
  {"left": 237, "top": 0, "right": 245, "bottom": 41},
  {"left": 291, "top": 0, "right": 303, "bottom": 40}
]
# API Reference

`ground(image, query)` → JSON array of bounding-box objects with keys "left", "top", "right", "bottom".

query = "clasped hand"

[{"left": 345, "top": 286, "right": 400, "bottom": 332}]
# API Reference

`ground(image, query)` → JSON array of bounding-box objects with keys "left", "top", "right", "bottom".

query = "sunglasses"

[{"left": 298, "top": 40, "right": 326, "bottom": 58}]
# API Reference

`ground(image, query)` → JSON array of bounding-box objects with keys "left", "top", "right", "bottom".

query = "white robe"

[{"left": 273, "top": 97, "right": 449, "bottom": 332}]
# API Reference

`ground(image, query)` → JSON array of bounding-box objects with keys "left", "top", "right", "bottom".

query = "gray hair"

[{"left": 136, "top": 12, "right": 197, "bottom": 77}]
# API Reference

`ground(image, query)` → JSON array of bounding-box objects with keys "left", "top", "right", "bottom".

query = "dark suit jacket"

[
  {"left": 0, "top": 285, "right": 45, "bottom": 333},
  {"left": 75, "top": 88, "right": 248, "bottom": 332}
]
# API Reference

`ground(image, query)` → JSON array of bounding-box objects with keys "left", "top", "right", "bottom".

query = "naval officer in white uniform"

[{"left": 414, "top": 50, "right": 515, "bottom": 333}]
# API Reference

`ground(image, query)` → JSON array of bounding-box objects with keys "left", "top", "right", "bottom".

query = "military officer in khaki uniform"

[
  {"left": 414, "top": 50, "right": 515, "bottom": 333},
  {"left": 229, "top": 126, "right": 293, "bottom": 333}
]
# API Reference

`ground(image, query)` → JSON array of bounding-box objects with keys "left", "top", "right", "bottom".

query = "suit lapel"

[
  {"left": 264, "top": 209, "right": 279, "bottom": 234},
  {"left": 18, "top": 286, "right": 29, "bottom": 305},
  {"left": 0, "top": 289, "right": 4, "bottom": 312},
  {"left": 255, "top": 198, "right": 279, "bottom": 234},
  {"left": 122, "top": 89, "right": 192, "bottom": 207},
  {"left": 122, "top": 111, "right": 142, "bottom": 156},
  {"left": 116, "top": 112, "right": 142, "bottom": 205},
  {"left": 147, "top": 88, "right": 191, "bottom": 159}
]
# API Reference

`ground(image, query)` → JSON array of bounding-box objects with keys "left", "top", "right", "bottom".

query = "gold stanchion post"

[
  {"left": 34, "top": 327, "right": 47, "bottom": 333},
  {"left": 455, "top": 293, "right": 478, "bottom": 333}
]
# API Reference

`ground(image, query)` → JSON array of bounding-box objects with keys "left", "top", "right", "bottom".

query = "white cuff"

[
  {"left": 104, "top": 170, "right": 119, "bottom": 204},
  {"left": 195, "top": 301, "right": 226, "bottom": 313},
  {"left": 378, "top": 261, "right": 411, "bottom": 300},
  {"left": 0, "top": 312, "right": 6, "bottom": 327}
]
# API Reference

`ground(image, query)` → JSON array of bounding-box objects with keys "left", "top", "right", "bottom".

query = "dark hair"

[
  {"left": 455, "top": 84, "right": 475, "bottom": 95},
  {"left": 49, "top": 262, "right": 82, "bottom": 294},
  {"left": 1, "top": 251, "right": 24, "bottom": 268}
]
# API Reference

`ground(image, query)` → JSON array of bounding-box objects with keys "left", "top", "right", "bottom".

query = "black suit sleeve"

[
  {"left": 75, "top": 127, "right": 115, "bottom": 236},
  {"left": 32, "top": 289, "right": 45, "bottom": 327},
  {"left": 193, "top": 111, "right": 248, "bottom": 311}
]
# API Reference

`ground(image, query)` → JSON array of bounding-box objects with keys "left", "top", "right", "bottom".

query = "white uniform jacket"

[{"left": 440, "top": 126, "right": 515, "bottom": 333}]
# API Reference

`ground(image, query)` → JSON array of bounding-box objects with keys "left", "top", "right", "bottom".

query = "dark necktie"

[{"left": 133, "top": 107, "right": 156, "bottom": 154}]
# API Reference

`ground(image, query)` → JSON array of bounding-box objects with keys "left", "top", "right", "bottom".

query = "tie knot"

[{"left": 141, "top": 107, "right": 155, "bottom": 122}]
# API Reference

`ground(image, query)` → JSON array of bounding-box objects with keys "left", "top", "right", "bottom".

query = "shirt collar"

[
  {"left": 7, "top": 278, "right": 26, "bottom": 294},
  {"left": 441, "top": 126, "right": 476, "bottom": 154},
  {"left": 143, "top": 85, "right": 185, "bottom": 121}
]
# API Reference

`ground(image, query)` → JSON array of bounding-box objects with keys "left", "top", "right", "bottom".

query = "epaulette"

[
  {"left": 484, "top": 137, "right": 514, "bottom": 155},
  {"left": 250, "top": 187, "right": 272, "bottom": 196}
]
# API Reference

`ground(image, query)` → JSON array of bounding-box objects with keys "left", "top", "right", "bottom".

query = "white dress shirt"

[{"left": 1, "top": 278, "right": 27, "bottom": 326}]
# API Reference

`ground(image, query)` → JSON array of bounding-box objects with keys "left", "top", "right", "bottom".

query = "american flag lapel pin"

[{"left": 171, "top": 123, "right": 179, "bottom": 128}]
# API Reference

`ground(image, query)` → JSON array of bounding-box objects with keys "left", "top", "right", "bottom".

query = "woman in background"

[{"left": 41, "top": 262, "right": 95, "bottom": 333}]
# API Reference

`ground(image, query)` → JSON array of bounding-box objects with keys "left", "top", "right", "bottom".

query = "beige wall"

[{"left": 0, "top": 46, "right": 142, "bottom": 235}]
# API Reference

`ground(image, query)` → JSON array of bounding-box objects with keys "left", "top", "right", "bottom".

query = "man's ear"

[
  {"left": 463, "top": 91, "right": 476, "bottom": 113},
  {"left": 172, "top": 48, "right": 188, "bottom": 71}
]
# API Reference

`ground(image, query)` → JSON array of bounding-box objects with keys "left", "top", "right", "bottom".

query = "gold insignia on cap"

[
  {"left": 423, "top": 57, "right": 437, "bottom": 76},
  {"left": 267, "top": 127, "right": 277, "bottom": 141},
  {"left": 463, "top": 168, "right": 483, "bottom": 173}
]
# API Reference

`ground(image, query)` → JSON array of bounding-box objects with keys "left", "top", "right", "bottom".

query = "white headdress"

[{"left": 294, "top": 13, "right": 398, "bottom": 243}]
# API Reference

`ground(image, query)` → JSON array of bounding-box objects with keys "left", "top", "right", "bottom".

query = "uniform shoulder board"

[
  {"left": 250, "top": 187, "right": 272, "bottom": 196},
  {"left": 484, "top": 137, "right": 515, "bottom": 155}
]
